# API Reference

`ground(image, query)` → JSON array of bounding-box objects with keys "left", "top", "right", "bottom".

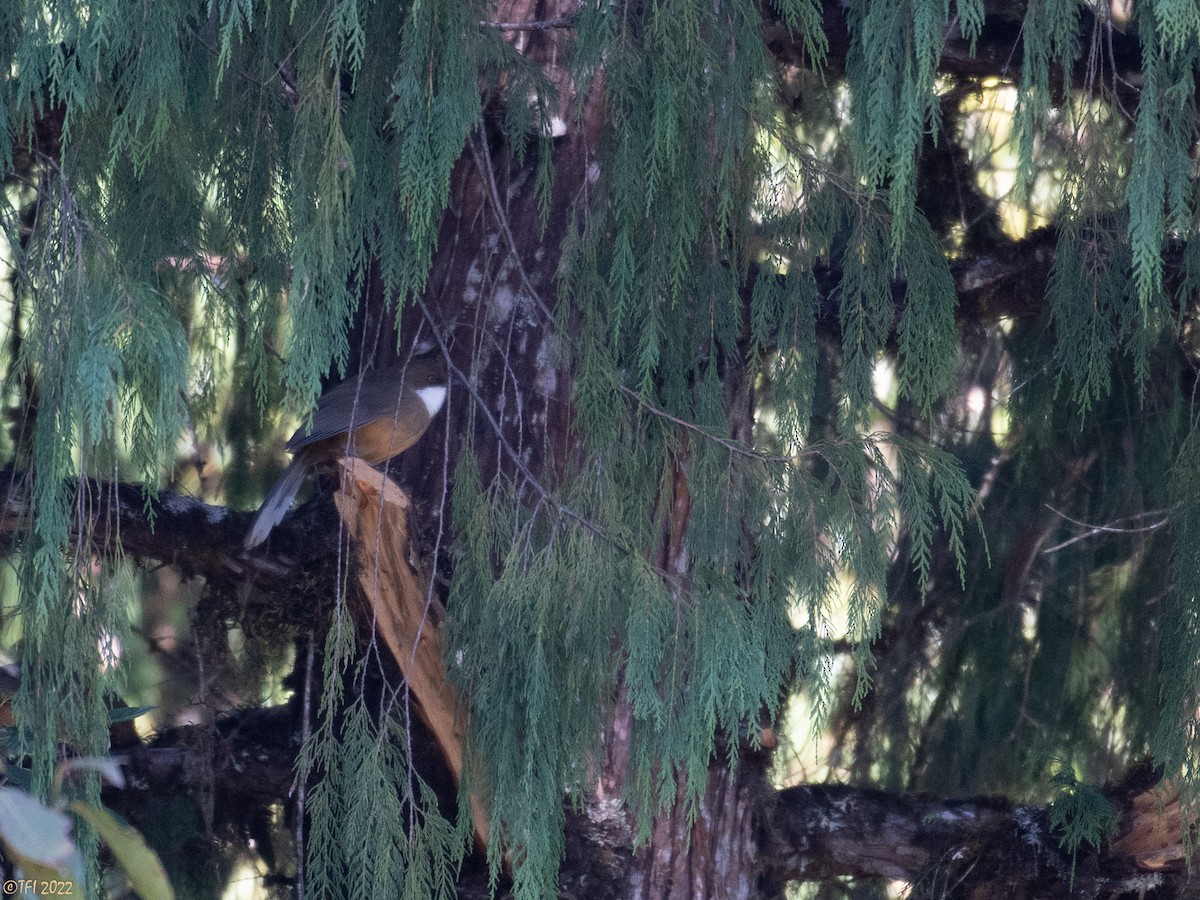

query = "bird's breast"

[{"left": 350, "top": 412, "right": 432, "bottom": 463}]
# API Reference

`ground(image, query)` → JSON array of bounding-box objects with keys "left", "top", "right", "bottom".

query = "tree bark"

[{"left": 94, "top": 706, "right": 1191, "bottom": 899}]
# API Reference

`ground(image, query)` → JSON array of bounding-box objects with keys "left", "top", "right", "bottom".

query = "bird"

[{"left": 243, "top": 356, "right": 448, "bottom": 549}]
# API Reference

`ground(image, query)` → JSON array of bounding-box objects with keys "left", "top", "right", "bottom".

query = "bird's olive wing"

[{"left": 285, "top": 366, "right": 409, "bottom": 450}]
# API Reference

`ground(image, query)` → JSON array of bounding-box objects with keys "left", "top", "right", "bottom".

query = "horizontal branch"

[
  {"left": 0, "top": 465, "right": 355, "bottom": 591},
  {"left": 113, "top": 707, "right": 297, "bottom": 805},
  {"left": 102, "top": 705, "right": 1189, "bottom": 899},
  {"left": 483, "top": 16, "right": 574, "bottom": 31},
  {"left": 766, "top": 768, "right": 1186, "bottom": 898}
]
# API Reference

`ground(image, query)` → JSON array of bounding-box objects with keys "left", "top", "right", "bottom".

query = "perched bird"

[{"left": 243, "top": 356, "right": 448, "bottom": 549}]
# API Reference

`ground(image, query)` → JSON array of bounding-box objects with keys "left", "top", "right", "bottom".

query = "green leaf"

[{"left": 70, "top": 802, "right": 175, "bottom": 900}]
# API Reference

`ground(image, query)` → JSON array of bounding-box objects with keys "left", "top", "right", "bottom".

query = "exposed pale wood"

[
  {"left": 1111, "top": 781, "right": 1189, "bottom": 870},
  {"left": 332, "top": 457, "right": 489, "bottom": 847}
]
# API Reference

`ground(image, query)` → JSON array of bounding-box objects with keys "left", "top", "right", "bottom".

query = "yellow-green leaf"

[{"left": 69, "top": 803, "right": 174, "bottom": 900}]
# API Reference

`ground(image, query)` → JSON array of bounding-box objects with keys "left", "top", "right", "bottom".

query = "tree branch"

[
  {"left": 101, "top": 708, "right": 1189, "bottom": 900},
  {"left": 765, "top": 769, "right": 1186, "bottom": 898},
  {"left": 0, "top": 465, "right": 373, "bottom": 591}
]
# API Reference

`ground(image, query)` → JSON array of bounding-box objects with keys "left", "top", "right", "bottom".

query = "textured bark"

[
  {"left": 764, "top": 777, "right": 1184, "bottom": 899},
  {"left": 374, "top": 0, "right": 775, "bottom": 887},
  {"left": 618, "top": 765, "right": 763, "bottom": 900},
  {"left": 93, "top": 708, "right": 1193, "bottom": 900}
]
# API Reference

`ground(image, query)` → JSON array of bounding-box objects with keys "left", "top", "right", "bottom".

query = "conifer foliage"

[{"left": 0, "top": 1, "right": 1198, "bottom": 898}]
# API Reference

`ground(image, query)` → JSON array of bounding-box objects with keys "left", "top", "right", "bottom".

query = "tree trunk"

[
  {"left": 391, "top": 4, "right": 769, "bottom": 892},
  {"left": 612, "top": 752, "right": 766, "bottom": 900}
]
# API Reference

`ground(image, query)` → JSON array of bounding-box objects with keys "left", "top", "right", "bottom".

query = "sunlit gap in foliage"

[
  {"left": 753, "top": 79, "right": 852, "bottom": 220},
  {"left": 771, "top": 357, "right": 914, "bottom": 788},
  {"left": 220, "top": 855, "right": 271, "bottom": 900},
  {"left": 960, "top": 80, "right": 1063, "bottom": 240},
  {"left": 773, "top": 317, "right": 1018, "bottom": 794}
]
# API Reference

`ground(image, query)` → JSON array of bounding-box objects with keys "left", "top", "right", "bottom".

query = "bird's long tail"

[{"left": 244, "top": 457, "right": 308, "bottom": 549}]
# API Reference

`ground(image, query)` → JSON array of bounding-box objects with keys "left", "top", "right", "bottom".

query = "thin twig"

[
  {"left": 1041, "top": 503, "right": 1172, "bottom": 554},
  {"left": 619, "top": 384, "right": 792, "bottom": 463},
  {"left": 483, "top": 17, "right": 575, "bottom": 31}
]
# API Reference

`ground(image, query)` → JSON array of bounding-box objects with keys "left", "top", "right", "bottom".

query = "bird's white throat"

[{"left": 415, "top": 385, "right": 447, "bottom": 416}]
